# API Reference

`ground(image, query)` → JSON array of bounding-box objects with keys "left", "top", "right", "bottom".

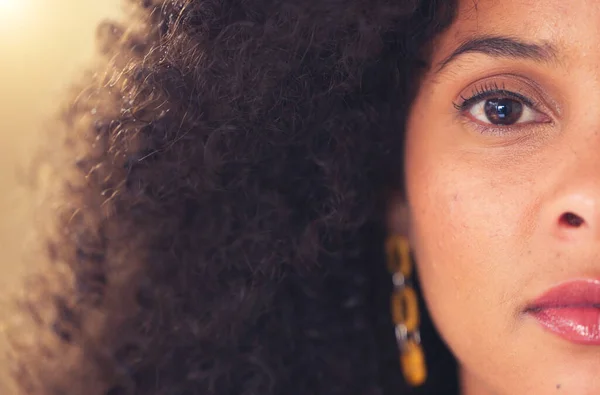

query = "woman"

[{"left": 8, "top": 0, "right": 600, "bottom": 394}]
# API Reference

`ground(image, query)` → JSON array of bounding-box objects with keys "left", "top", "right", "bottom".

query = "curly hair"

[{"left": 9, "top": 0, "right": 457, "bottom": 394}]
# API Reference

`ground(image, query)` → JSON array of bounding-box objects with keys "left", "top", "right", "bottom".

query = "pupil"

[{"left": 484, "top": 98, "right": 523, "bottom": 125}]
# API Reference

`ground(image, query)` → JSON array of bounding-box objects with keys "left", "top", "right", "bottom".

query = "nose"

[
  {"left": 540, "top": 95, "right": 600, "bottom": 243},
  {"left": 544, "top": 176, "right": 600, "bottom": 242}
]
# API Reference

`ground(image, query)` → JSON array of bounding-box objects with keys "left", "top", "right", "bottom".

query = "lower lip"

[{"left": 529, "top": 306, "right": 600, "bottom": 345}]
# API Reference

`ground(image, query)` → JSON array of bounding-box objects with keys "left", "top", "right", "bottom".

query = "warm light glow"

[
  {"left": 0, "top": 0, "right": 20, "bottom": 12},
  {"left": 0, "top": 0, "right": 25, "bottom": 25}
]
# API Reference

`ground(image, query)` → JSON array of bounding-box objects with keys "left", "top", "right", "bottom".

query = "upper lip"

[{"left": 525, "top": 279, "right": 600, "bottom": 311}]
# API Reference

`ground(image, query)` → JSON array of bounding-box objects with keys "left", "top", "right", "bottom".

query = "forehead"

[{"left": 431, "top": 0, "right": 600, "bottom": 65}]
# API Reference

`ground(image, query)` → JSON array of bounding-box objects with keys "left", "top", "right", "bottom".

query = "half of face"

[{"left": 394, "top": 1, "right": 600, "bottom": 394}]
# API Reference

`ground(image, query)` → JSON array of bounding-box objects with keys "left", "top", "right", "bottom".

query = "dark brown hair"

[{"left": 10, "top": 0, "right": 457, "bottom": 394}]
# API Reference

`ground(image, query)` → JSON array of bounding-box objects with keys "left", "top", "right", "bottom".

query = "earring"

[{"left": 386, "top": 235, "right": 427, "bottom": 386}]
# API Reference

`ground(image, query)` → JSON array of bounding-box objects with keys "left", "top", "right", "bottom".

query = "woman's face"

[{"left": 402, "top": 0, "right": 600, "bottom": 393}]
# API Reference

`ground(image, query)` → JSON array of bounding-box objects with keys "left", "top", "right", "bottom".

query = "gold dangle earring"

[{"left": 386, "top": 235, "right": 427, "bottom": 386}]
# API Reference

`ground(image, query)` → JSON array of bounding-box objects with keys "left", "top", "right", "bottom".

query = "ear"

[{"left": 387, "top": 192, "right": 411, "bottom": 238}]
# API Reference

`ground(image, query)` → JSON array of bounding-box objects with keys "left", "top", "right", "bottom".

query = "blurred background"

[{"left": 0, "top": 0, "right": 122, "bottom": 291}]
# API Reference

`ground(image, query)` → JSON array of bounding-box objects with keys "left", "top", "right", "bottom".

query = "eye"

[
  {"left": 454, "top": 78, "right": 556, "bottom": 136},
  {"left": 455, "top": 83, "right": 552, "bottom": 127},
  {"left": 467, "top": 97, "right": 539, "bottom": 125}
]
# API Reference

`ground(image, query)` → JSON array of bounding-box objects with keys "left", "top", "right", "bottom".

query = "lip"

[{"left": 525, "top": 279, "right": 600, "bottom": 345}]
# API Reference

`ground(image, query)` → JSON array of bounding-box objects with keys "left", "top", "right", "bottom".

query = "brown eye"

[
  {"left": 466, "top": 95, "right": 542, "bottom": 126},
  {"left": 484, "top": 98, "right": 523, "bottom": 125}
]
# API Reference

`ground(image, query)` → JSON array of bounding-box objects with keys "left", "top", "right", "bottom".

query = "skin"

[{"left": 395, "top": 0, "right": 600, "bottom": 394}]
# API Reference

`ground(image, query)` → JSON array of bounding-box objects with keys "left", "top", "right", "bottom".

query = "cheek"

[
  {"left": 406, "top": 157, "right": 490, "bottom": 315},
  {"left": 403, "top": 128, "right": 530, "bottom": 364}
]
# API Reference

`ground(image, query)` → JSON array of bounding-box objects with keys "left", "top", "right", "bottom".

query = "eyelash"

[{"left": 452, "top": 81, "right": 537, "bottom": 113}]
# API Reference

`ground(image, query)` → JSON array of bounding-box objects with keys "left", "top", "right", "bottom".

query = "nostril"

[{"left": 559, "top": 212, "right": 585, "bottom": 228}]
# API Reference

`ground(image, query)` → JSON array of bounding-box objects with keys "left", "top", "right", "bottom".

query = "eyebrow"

[{"left": 435, "top": 35, "right": 558, "bottom": 72}]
